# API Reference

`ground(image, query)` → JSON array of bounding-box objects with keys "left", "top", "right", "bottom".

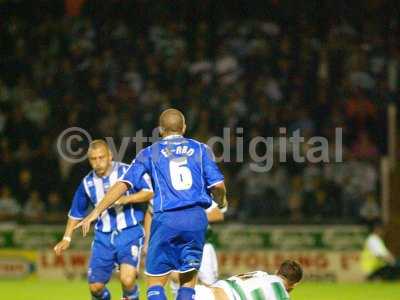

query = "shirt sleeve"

[
  {"left": 201, "top": 143, "right": 224, "bottom": 188},
  {"left": 119, "top": 149, "right": 150, "bottom": 189},
  {"left": 135, "top": 173, "right": 153, "bottom": 191},
  {"left": 68, "top": 182, "right": 91, "bottom": 220}
]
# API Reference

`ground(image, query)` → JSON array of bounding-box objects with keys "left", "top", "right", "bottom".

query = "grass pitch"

[{"left": 1, "top": 279, "right": 399, "bottom": 300}]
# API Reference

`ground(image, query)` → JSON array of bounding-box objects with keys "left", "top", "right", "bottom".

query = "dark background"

[{"left": 1, "top": 0, "right": 399, "bottom": 224}]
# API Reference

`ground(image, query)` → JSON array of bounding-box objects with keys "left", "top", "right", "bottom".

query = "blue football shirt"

[{"left": 120, "top": 135, "right": 224, "bottom": 213}]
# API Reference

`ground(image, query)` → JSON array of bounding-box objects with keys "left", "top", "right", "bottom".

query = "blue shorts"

[
  {"left": 88, "top": 226, "right": 144, "bottom": 284},
  {"left": 145, "top": 206, "right": 208, "bottom": 276}
]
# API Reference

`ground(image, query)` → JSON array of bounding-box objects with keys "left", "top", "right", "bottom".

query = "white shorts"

[
  {"left": 195, "top": 285, "right": 215, "bottom": 300},
  {"left": 198, "top": 243, "right": 219, "bottom": 285}
]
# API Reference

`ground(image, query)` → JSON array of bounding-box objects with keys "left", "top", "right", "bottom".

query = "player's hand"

[
  {"left": 75, "top": 211, "right": 99, "bottom": 237},
  {"left": 218, "top": 196, "right": 228, "bottom": 213},
  {"left": 54, "top": 238, "right": 70, "bottom": 256}
]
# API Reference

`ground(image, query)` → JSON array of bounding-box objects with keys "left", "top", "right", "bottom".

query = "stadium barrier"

[
  {"left": 0, "top": 249, "right": 37, "bottom": 279},
  {"left": 0, "top": 224, "right": 367, "bottom": 282},
  {"left": 212, "top": 224, "right": 366, "bottom": 282},
  {"left": 218, "top": 250, "right": 362, "bottom": 282}
]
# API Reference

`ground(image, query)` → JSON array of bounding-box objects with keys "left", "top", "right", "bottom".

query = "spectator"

[
  {"left": 361, "top": 221, "right": 400, "bottom": 281},
  {"left": 23, "top": 190, "right": 45, "bottom": 223},
  {"left": 46, "top": 191, "right": 66, "bottom": 223},
  {"left": 237, "top": 161, "right": 269, "bottom": 219},
  {"left": 351, "top": 131, "right": 379, "bottom": 159},
  {"left": 16, "top": 168, "right": 34, "bottom": 205},
  {"left": 287, "top": 176, "right": 305, "bottom": 223},
  {"left": 0, "top": 185, "right": 20, "bottom": 221},
  {"left": 359, "top": 193, "right": 381, "bottom": 226}
]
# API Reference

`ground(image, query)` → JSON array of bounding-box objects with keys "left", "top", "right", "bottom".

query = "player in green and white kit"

[{"left": 195, "top": 260, "right": 303, "bottom": 300}]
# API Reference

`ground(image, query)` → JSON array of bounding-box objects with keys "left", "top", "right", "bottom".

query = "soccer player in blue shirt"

[
  {"left": 54, "top": 140, "right": 153, "bottom": 300},
  {"left": 78, "top": 109, "right": 228, "bottom": 300}
]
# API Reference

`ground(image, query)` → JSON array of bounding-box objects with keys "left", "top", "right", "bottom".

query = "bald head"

[
  {"left": 159, "top": 109, "right": 186, "bottom": 136},
  {"left": 88, "top": 139, "right": 109, "bottom": 153},
  {"left": 87, "top": 139, "right": 113, "bottom": 177}
]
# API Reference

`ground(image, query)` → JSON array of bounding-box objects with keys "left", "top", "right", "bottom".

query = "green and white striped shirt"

[{"left": 214, "top": 271, "right": 290, "bottom": 300}]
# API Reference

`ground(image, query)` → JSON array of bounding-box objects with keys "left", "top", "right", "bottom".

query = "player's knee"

[
  {"left": 120, "top": 273, "right": 136, "bottom": 289},
  {"left": 89, "top": 282, "right": 106, "bottom": 295},
  {"left": 170, "top": 272, "right": 179, "bottom": 284},
  {"left": 179, "top": 270, "right": 197, "bottom": 287}
]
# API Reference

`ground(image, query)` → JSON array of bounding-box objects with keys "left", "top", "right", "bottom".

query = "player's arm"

[
  {"left": 54, "top": 217, "right": 80, "bottom": 256},
  {"left": 210, "top": 181, "right": 227, "bottom": 212},
  {"left": 115, "top": 189, "right": 154, "bottom": 205},
  {"left": 54, "top": 182, "right": 89, "bottom": 255},
  {"left": 201, "top": 144, "right": 228, "bottom": 211},
  {"left": 115, "top": 173, "right": 153, "bottom": 206},
  {"left": 142, "top": 207, "right": 153, "bottom": 255}
]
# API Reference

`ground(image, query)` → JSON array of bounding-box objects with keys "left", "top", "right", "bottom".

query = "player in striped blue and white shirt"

[{"left": 54, "top": 140, "right": 153, "bottom": 300}]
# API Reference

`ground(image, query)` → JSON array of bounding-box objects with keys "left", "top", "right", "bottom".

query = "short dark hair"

[{"left": 277, "top": 260, "right": 303, "bottom": 284}]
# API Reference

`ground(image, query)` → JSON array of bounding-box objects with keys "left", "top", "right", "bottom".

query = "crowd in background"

[{"left": 1, "top": 1, "right": 398, "bottom": 224}]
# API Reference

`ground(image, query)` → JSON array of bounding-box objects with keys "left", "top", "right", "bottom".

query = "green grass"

[{"left": 1, "top": 279, "right": 399, "bottom": 300}]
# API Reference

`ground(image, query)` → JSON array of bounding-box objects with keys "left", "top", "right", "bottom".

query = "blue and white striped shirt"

[{"left": 68, "top": 162, "right": 151, "bottom": 232}]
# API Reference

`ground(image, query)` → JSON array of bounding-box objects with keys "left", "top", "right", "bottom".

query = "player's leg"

[
  {"left": 115, "top": 226, "right": 143, "bottom": 300},
  {"left": 172, "top": 242, "right": 218, "bottom": 298},
  {"left": 119, "top": 264, "right": 139, "bottom": 300},
  {"left": 198, "top": 243, "right": 219, "bottom": 285},
  {"left": 145, "top": 217, "right": 173, "bottom": 300},
  {"left": 89, "top": 282, "right": 110, "bottom": 300},
  {"left": 88, "top": 232, "right": 115, "bottom": 300},
  {"left": 147, "top": 274, "right": 170, "bottom": 300},
  {"left": 169, "top": 272, "right": 180, "bottom": 299},
  {"left": 146, "top": 208, "right": 207, "bottom": 300},
  {"left": 174, "top": 243, "right": 218, "bottom": 299},
  {"left": 177, "top": 269, "right": 198, "bottom": 300},
  {"left": 175, "top": 208, "right": 208, "bottom": 300}
]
